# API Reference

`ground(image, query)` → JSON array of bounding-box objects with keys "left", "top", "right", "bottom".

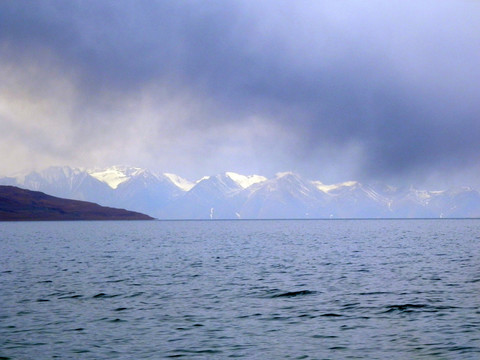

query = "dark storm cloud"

[{"left": 1, "top": 0, "right": 479, "bottom": 184}]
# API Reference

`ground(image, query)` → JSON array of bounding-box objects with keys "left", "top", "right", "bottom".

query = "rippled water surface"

[{"left": 1, "top": 219, "right": 479, "bottom": 359}]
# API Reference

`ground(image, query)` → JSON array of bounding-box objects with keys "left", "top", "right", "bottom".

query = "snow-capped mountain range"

[{"left": 1, "top": 166, "right": 479, "bottom": 219}]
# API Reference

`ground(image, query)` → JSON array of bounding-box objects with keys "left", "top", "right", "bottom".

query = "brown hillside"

[{"left": 0, "top": 186, "right": 154, "bottom": 221}]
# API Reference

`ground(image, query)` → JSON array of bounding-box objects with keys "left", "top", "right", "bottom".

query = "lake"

[{"left": 1, "top": 219, "right": 479, "bottom": 359}]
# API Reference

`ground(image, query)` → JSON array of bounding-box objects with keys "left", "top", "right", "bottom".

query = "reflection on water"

[{"left": 1, "top": 219, "right": 479, "bottom": 359}]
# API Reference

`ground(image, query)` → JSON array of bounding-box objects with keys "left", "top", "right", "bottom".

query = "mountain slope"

[
  {"left": 111, "top": 169, "right": 184, "bottom": 217},
  {"left": 7, "top": 166, "right": 114, "bottom": 204},
  {"left": 0, "top": 186, "right": 153, "bottom": 221},
  {"left": 163, "top": 173, "right": 245, "bottom": 219},
  {"left": 324, "top": 181, "right": 392, "bottom": 218},
  {"left": 240, "top": 172, "right": 330, "bottom": 218}
]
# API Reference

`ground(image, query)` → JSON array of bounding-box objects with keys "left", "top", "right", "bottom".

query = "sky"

[{"left": 1, "top": 0, "right": 479, "bottom": 187}]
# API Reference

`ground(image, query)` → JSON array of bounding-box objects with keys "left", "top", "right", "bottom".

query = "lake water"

[{"left": 1, "top": 219, "right": 479, "bottom": 359}]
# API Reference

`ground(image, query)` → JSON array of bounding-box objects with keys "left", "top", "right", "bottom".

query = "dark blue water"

[{"left": 1, "top": 220, "right": 479, "bottom": 359}]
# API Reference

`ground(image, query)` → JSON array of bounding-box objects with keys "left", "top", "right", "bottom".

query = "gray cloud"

[{"left": 1, "top": 0, "right": 479, "bottom": 186}]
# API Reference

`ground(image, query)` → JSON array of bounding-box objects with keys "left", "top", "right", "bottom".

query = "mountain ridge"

[{"left": 1, "top": 166, "right": 479, "bottom": 219}]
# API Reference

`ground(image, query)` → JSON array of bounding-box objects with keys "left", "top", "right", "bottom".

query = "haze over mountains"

[{"left": 1, "top": 166, "right": 479, "bottom": 219}]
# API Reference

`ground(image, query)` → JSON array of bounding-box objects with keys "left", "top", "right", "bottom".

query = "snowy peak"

[
  {"left": 312, "top": 180, "right": 358, "bottom": 193},
  {"left": 239, "top": 171, "right": 328, "bottom": 219},
  {"left": 164, "top": 173, "right": 194, "bottom": 191},
  {"left": 269, "top": 172, "right": 320, "bottom": 196},
  {"left": 247, "top": 171, "right": 322, "bottom": 201},
  {"left": 225, "top": 172, "right": 267, "bottom": 189},
  {"left": 275, "top": 171, "right": 295, "bottom": 178},
  {"left": 191, "top": 173, "right": 243, "bottom": 197},
  {"left": 88, "top": 166, "right": 184, "bottom": 191},
  {"left": 273, "top": 172, "right": 305, "bottom": 188},
  {"left": 88, "top": 166, "right": 145, "bottom": 189}
]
